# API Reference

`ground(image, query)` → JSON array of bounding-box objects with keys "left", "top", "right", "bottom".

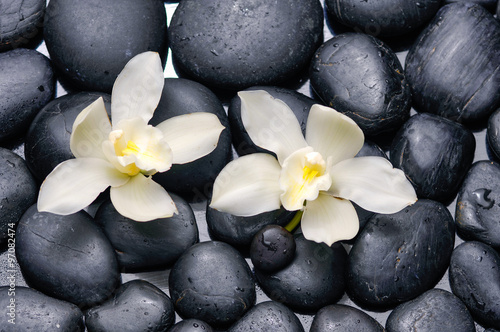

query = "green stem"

[{"left": 285, "top": 210, "right": 303, "bottom": 233}]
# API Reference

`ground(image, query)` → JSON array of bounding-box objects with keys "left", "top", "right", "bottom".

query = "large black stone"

[
  {"left": 310, "top": 304, "right": 384, "bottom": 332},
  {"left": 0, "top": 0, "right": 45, "bottom": 51}
]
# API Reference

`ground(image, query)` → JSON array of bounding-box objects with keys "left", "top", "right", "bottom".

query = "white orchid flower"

[
  {"left": 38, "top": 52, "right": 225, "bottom": 221},
  {"left": 210, "top": 90, "right": 416, "bottom": 246}
]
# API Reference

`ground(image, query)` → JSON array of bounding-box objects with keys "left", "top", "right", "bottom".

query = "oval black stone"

[
  {"left": 95, "top": 194, "right": 198, "bottom": 272},
  {"left": 390, "top": 113, "right": 476, "bottom": 203},
  {"left": 169, "top": 241, "right": 256, "bottom": 328},
  {"left": 250, "top": 225, "right": 296, "bottom": 272},
  {"left": 43, "top": 0, "right": 167, "bottom": 92},
  {"left": 169, "top": 319, "right": 214, "bottom": 332},
  {"left": 0, "top": 48, "right": 54, "bottom": 142},
  {"left": 85, "top": 280, "right": 175, "bottom": 332},
  {"left": 168, "top": 0, "right": 324, "bottom": 90},
  {"left": 0, "top": 0, "right": 45, "bottom": 51},
  {"left": 16, "top": 205, "right": 120, "bottom": 308},
  {"left": 310, "top": 33, "right": 411, "bottom": 137},
  {"left": 386, "top": 288, "right": 475, "bottom": 332},
  {"left": 310, "top": 304, "right": 384, "bottom": 332},
  {"left": 487, "top": 108, "right": 500, "bottom": 159},
  {"left": 0, "top": 286, "right": 84, "bottom": 331},
  {"left": 405, "top": 3, "right": 500, "bottom": 123},
  {"left": 449, "top": 241, "right": 500, "bottom": 329},
  {"left": 347, "top": 199, "right": 455, "bottom": 309},
  {"left": 255, "top": 234, "right": 347, "bottom": 314},
  {"left": 228, "top": 301, "right": 304, "bottom": 332}
]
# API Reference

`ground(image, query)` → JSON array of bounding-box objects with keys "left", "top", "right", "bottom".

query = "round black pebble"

[
  {"left": 310, "top": 33, "right": 411, "bottom": 137},
  {"left": 85, "top": 280, "right": 175, "bottom": 332},
  {"left": 0, "top": 148, "right": 37, "bottom": 249},
  {"left": 390, "top": 113, "right": 476, "bottom": 203},
  {"left": 449, "top": 241, "right": 500, "bottom": 329},
  {"left": 0, "top": 286, "right": 84, "bottom": 331},
  {"left": 24, "top": 92, "right": 111, "bottom": 181},
  {"left": 16, "top": 205, "right": 120, "bottom": 308},
  {"left": 169, "top": 319, "right": 214, "bottom": 332},
  {"left": 95, "top": 194, "right": 198, "bottom": 272},
  {"left": 250, "top": 225, "right": 296, "bottom": 272},
  {"left": 169, "top": 241, "right": 256, "bottom": 328},
  {"left": 405, "top": 3, "right": 500, "bottom": 123},
  {"left": 310, "top": 304, "right": 384, "bottom": 332},
  {"left": 487, "top": 108, "right": 500, "bottom": 159},
  {"left": 255, "top": 234, "right": 347, "bottom": 314},
  {"left": 43, "top": 0, "right": 167, "bottom": 92},
  {"left": 228, "top": 301, "right": 304, "bottom": 332},
  {"left": 0, "top": 48, "right": 54, "bottom": 142},
  {"left": 386, "top": 288, "right": 476, "bottom": 332},
  {"left": 347, "top": 199, "right": 455, "bottom": 309},
  {"left": 0, "top": 0, "right": 45, "bottom": 51},
  {"left": 168, "top": 0, "right": 324, "bottom": 90}
]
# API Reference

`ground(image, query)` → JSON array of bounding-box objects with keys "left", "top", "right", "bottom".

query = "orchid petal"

[
  {"left": 329, "top": 156, "right": 417, "bottom": 214},
  {"left": 210, "top": 153, "right": 282, "bottom": 216},
  {"left": 111, "top": 52, "right": 164, "bottom": 126},
  {"left": 301, "top": 193, "right": 359, "bottom": 246},
  {"left": 239, "top": 90, "right": 308, "bottom": 164},
  {"left": 38, "top": 158, "right": 129, "bottom": 215},
  {"left": 156, "top": 112, "right": 225, "bottom": 164},
  {"left": 70, "top": 97, "right": 111, "bottom": 160},
  {"left": 110, "top": 173, "right": 177, "bottom": 221},
  {"left": 306, "top": 104, "right": 364, "bottom": 165}
]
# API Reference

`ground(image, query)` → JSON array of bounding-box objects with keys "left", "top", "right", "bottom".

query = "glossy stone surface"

[
  {"left": 250, "top": 225, "right": 296, "bottom": 272},
  {"left": 169, "top": 319, "right": 214, "bottom": 332},
  {"left": 310, "top": 304, "right": 384, "bottom": 332},
  {"left": 0, "top": 0, "right": 45, "bottom": 51}
]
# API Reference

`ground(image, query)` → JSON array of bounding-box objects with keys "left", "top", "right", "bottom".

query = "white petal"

[
  {"left": 70, "top": 97, "right": 111, "bottom": 160},
  {"left": 110, "top": 173, "right": 177, "bottom": 221},
  {"left": 111, "top": 52, "right": 164, "bottom": 126},
  {"left": 329, "top": 156, "right": 418, "bottom": 214},
  {"left": 38, "top": 158, "right": 130, "bottom": 215},
  {"left": 305, "top": 104, "right": 364, "bottom": 165},
  {"left": 239, "top": 90, "right": 308, "bottom": 164},
  {"left": 301, "top": 193, "right": 359, "bottom": 246},
  {"left": 210, "top": 153, "right": 282, "bottom": 216},
  {"left": 156, "top": 112, "right": 225, "bottom": 164}
]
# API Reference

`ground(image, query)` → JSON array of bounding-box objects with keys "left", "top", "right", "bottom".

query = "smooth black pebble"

[
  {"left": 310, "top": 304, "right": 384, "bottom": 332},
  {"left": 169, "top": 319, "right": 214, "bottom": 332},
  {"left": 250, "top": 225, "right": 296, "bottom": 272},
  {"left": 487, "top": 108, "right": 500, "bottom": 159},
  {"left": 0, "top": 0, "right": 45, "bottom": 51}
]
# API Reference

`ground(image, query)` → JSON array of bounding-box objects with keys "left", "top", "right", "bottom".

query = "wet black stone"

[
  {"left": 386, "top": 288, "right": 476, "bottom": 332},
  {"left": 347, "top": 199, "right": 455, "bottom": 309},
  {"left": 487, "top": 108, "right": 500, "bottom": 159},
  {"left": 390, "top": 113, "right": 476, "bottom": 203},
  {"left": 0, "top": 0, "right": 45, "bottom": 51},
  {"left": 85, "top": 280, "right": 175, "bottom": 332},
  {"left": 250, "top": 225, "right": 296, "bottom": 272},
  {"left": 310, "top": 304, "right": 384, "bottom": 332},
  {"left": 169, "top": 241, "right": 256, "bottom": 328},
  {"left": 228, "top": 301, "right": 304, "bottom": 332},
  {"left": 255, "top": 234, "right": 347, "bottom": 314},
  {"left": 16, "top": 205, "right": 120, "bottom": 308},
  {"left": 449, "top": 241, "right": 500, "bottom": 329},
  {"left": 169, "top": 319, "right": 214, "bottom": 332},
  {"left": 0, "top": 148, "right": 37, "bottom": 249},
  {"left": 310, "top": 33, "right": 411, "bottom": 137},
  {"left": 95, "top": 194, "right": 198, "bottom": 272},
  {"left": 43, "top": 0, "right": 167, "bottom": 92},
  {"left": 168, "top": 0, "right": 323, "bottom": 90},
  {"left": 0, "top": 48, "right": 54, "bottom": 141},
  {"left": 0, "top": 286, "right": 84, "bottom": 331},
  {"left": 149, "top": 78, "right": 232, "bottom": 202},
  {"left": 455, "top": 161, "right": 500, "bottom": 250},
  {"left": 405, "top": 3, "right": 500, "bottom": 123}
]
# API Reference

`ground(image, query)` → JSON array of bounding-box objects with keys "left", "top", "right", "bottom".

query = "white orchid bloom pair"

[
  {"left": 38, "top": 52, "right": 225, "bottom": 221},
  {"left": 210, "top": 90, "right": 417, "bottom": 246}
]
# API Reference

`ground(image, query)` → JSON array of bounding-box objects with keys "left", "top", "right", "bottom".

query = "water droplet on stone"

[{"left": 472, "top": 188, "right": 494, "bottom": 209}]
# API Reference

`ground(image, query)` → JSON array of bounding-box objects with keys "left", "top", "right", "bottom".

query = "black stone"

[
  {"left": 169, "top": 241, "right": 256, "bottom": 328},
  {"left": 43, "top": 0, "right": 167, "bottom": 92},
  {"left": 310, "top": 304, "right": 384, "bottom": 332},
  {"left": 444, "top": 0, "right": 498, "bottom": 12},
  {"left": 150, "top": 78, "right": 232, "bottom": 202},
  {"left": 95, "top": 194, "right": 198, "bottom": 272},
  {"left": 487, "top": 108, "right": 500, "bottom": 159},
  {"left": 16, "top": 205, "right": 120, "bottom": 308},
  {"left": 386, "top": 288, "right": 476, "bottom": 332},
  {"left": 169, "top": 319, "right": 214, "bottom": 332},
  {"left": 228, "top": 301, "right": 304, "bottom": 332},
  {"left": 347, "top": 199, "right": 455, "bottom": 309},
  {"left": 0, "top": 286, "right": 84, "bottom": 331},
  {"left": 0, "top": 48, "right": 54, "bottom": 141},
  {"left": 405, "top": 3, "right": 500, "bottom": 123},
  {"left": 0, "top": 0, "right": 45, "bottom": 51},
  {"left": 168, "top": 0, "right": 323, "bottom": 90},
  {"left": 85, "top": 280, "right": 175, "bottom": 332},
  {"left": 255, "top": 234, "right": 347, "bottom": 314},
  {"left": 250, "top": 225, "right": 296, "bottom": 272},
  {"left": 310, "top": 33, "right": 411, "bottom": 137},
  {"left": 390, "top": 113, "right": 476, "bottom": 203},
  {"left": 449, "top": 241, "right": 500, "bottom": 329}
]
